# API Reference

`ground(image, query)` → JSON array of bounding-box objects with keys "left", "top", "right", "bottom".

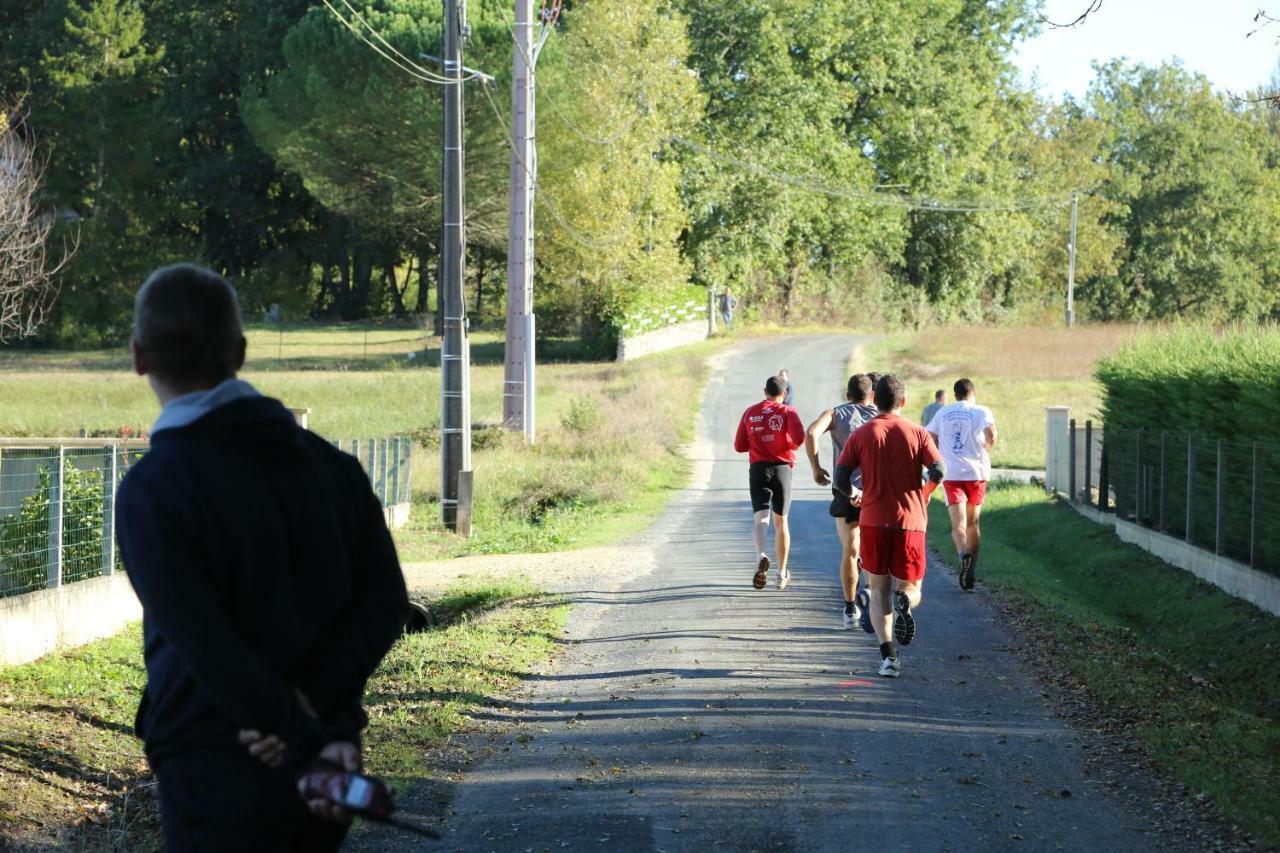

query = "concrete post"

[
  {"left": 47, "top": 447, "right": 64, "bottom": 589},
  {"left": 1045, "top": 407, "right": 1070, "bottom": 495},
  {"left": 102, "top": 445, "right": 117, "bottom": 576}
]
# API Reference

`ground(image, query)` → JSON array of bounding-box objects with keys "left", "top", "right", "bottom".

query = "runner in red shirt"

[
  {"left": 734, "top": 375, "right": 805, "bottom": 590},
  {"left": 834, "top": 375, "right": 945, "bottom": 678}
]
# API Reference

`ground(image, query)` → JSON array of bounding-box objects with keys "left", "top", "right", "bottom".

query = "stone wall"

[{"left": 616, "top": 318, "right": 709, "bottom": 362}]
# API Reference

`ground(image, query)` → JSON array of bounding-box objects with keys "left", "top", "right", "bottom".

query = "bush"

[
  {"left": 0, "top": 465, "right": 106, "bottom": 596},
  {"left": 1095, "top": 326, "right": 1280, "bottom": 573}
]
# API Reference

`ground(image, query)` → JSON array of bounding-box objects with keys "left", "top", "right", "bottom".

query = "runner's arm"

[
  {"left": 804, "top": 408, "right": 835, "bottom": 485},
  {"left": 833, "top": 436, "right": 861, "bottom": 499},
  {"left": 733, "top": 413, "right": 749, "bottom": 454},
  {"left": 920, "top": 431, "right": 945, "bottom": 483},
  {"left": 984, "top": 424, "right": 998, "bottom": 450}
]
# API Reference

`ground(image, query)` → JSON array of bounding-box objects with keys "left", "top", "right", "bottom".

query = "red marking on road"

[{"left": 836, "top": 679, "right": 876, "bottom": 688}]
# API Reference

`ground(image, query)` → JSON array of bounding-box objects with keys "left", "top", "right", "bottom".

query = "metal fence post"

[
  {"left": 1158, "top": 432, "right": 1167, "bottom": 532},
  {"left": 402, "top": 437, "right": 413, "bottom": 503},
  {"left": 1084, "top": 421, "right": 1093, "bottom": 507},
  {"left": 389, "top": 438, "right": 399, "bottom": 507},
  {"left": 1134, "top": 429, "right": 1143, "bottom": 523},
  {"left": 1186, "top": 436, "right": 1196, "bottom": 544},
  {"left": 380, "top": 439, "right": 390, "bottom": 507},
  {"left": 1215, "top": 439, "right": 1225, "bottom": 556},
  {"left": 1098, "top": 438, "right": 1110, "bottom": 513},
  {"left": 47, "top": 447, "right": 64, "bottom": 589},
  {"left": 1068, "top": 419, "right": 1077, "bottom": 502},
  {"left": 1251, "top": 443, "right": 1260, "bottom": 568},
  {"left": 102, "top": 444, "right": 118, "bottom": 576}
]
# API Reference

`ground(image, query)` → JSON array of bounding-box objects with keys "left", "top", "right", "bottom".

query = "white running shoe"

[
  {"left": 878, "top": 657, "right": 901, "bottom": 678},
  {"left": 841, "top": 607, "right": 857, "bottom": 629},
  {"left": 777, "top": 570, "right": 791, "bottom": 590}
]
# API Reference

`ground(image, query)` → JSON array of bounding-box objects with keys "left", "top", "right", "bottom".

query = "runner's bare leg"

[
  {"left": 966, "top": 503, "right": 983, "bottom": 562},
  {"left": 867, "top": 571, "right": 894, "bottom": 643},
  {"left": 774, "top": 512, "right": 791, "bottom": 575},
  {"left": 753, "top": 510, "right": 771, "bottom": 558},
  {"left": 948, "top": 502, "right": 968, "bottom": 557},
  {"left": 895, "top": 579, "right": 922, "bottom": 610},
  {"left": 835, "top": 518, "right": 853, "bottom": 600}
]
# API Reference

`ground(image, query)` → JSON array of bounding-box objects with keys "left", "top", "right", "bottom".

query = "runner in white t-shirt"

[{"left": 926, "top": 378, "right": 997, "bottom": 592}]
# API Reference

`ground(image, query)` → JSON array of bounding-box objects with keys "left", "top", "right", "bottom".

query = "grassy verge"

[
  {"left": 394, "top": 339, "right": 723, "bottom": 561},
  {"left": 927, "top": 482, "right": 1280, "bottom": 847},
  {"left": 0, "top": 579, "right": 567, "bottom": 851},
  {"left": 865, "top": 324, "right": 1148, "bottom": 468}
]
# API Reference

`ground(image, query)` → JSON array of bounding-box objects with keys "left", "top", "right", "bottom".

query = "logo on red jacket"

[{"left": 768, "top": 415, "right": 783, "bottom": 432}]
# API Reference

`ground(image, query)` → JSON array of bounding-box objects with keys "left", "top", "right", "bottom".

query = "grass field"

[
  {"left": 927, "top": 483, "right": 1280, "bottom": 848},
  {"left": 866, "top": 325, "right": 1148, "bottom": 469},
  {"left": 0, "top": 577, "right": 566, "bottom": 851},
  {"left": 0, "top": 325, "right": 724, "bottom": 561}
]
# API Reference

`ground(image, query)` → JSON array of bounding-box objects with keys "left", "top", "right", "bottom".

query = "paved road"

[{"left": 390, "top": 335, "right": 1166, "bottom": 852}]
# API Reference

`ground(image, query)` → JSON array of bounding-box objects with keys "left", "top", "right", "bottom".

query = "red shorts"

[
  {"left": 943, "top": 480, "right": 987, "bottom": 507},
  {"left": 860, "top": 527, "right": 927, "bottom": 582}
]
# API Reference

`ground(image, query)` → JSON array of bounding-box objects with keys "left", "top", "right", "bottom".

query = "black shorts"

[
  {"left": 749, "top": 462, "right": 793, "bottom": 516},
  {"left": 829, "top": 488, "right": 861, "bottom": 524}
]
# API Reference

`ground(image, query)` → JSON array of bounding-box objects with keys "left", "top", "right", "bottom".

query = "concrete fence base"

[
  {"left": 0, "top": 572, "right": 141, "bottom": 667},
  {"left": 617, "top": 319, "right": 708, "bottom": 362}
]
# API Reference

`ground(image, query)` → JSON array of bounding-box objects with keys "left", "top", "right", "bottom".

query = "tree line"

[{"left": 2, "top": 0, "right": 1278, "bottom": 350}]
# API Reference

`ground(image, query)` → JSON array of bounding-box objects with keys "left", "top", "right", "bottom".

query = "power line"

[
  {"left": 321, "top": 0, "right": 483, "bottom": 85},
  {"left": 671, "top": 136, "right": 1075, "bottom": 213}
]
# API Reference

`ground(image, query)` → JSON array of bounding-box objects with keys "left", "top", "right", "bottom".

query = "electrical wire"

[
  {"left": 670, "top": 136, "right": 1076, "bottom": 213},
  {"left": 322, "top": 0, "right": 484, "bottom": 85}
]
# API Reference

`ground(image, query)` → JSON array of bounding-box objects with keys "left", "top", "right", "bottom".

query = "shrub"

[{"left": 0, "top": 465, "right": 106, "bottom": 596}]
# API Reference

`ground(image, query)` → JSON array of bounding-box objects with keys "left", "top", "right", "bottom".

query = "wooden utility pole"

[
  {"left": 502, "top": 0, "right": 537, "bottom": 443},
  {"left": 440, "top": 0, "right": 473, "bottom": 532}
]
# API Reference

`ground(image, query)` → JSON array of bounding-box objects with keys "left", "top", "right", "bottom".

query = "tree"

[
  {"left": 1083, "top": 61, "right": 1280, "bottom": 320},
  {"left": 534, "top": 0, "right": 703, "bottom": 343},
  {"left": 0, "top": 105, "right": 76, "bottom": 341}
]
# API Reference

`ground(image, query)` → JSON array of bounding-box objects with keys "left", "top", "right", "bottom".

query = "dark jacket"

[{"left": 117, "top": 395, "right": 410, "bottom": 771}]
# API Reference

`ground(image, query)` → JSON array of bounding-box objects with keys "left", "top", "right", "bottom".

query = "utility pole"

[
  {"left": 1066, "top": 191, "right": 1078, "bottom": 328},
  {"left": 503, "top": 0, "right": 538, "bottom": 443},
  {"left": 440, "top": 0, "right": 473, "bottom": 532}
]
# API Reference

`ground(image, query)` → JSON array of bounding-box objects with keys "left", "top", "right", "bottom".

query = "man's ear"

[
  {"left": 131, "top": 341, "right": 148, "bottom": 377},
  {"left": 233, "top": 335, "right": 247, "bottom": 372}
]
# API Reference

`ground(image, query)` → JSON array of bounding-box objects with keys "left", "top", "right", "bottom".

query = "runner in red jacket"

[{"left": 734, "top": 375, "right": 805, "bottom": 590}]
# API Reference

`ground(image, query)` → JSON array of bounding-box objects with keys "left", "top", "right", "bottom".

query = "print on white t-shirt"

[{"left": 926, "top": 400, "right": 995, "bottom": 482}]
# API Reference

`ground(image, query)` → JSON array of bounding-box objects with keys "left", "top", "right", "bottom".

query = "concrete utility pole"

[
  {"left": 1066, "top": 191, "right": 1078, "bottom": 328},
  {"left": 502, "top": 0, "right": 538, "bottom": 443},
  {"left": 440, "top": 0, "right": 473, "bottom": 533}
]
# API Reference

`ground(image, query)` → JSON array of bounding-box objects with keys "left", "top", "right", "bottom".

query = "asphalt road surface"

[{"left": 385, "top": 335, "right": 1169, "bottom": 852}]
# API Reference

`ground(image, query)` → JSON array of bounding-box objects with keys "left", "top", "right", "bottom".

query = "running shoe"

[
  {"left": 753, "top": 555, "right": 770, "bottom": 590},
  {"left": 878, "top": 656, "right": 901, "bottom": 678},
  {"left": 856, "top": 589, "right": 873, "bottom": 633},
  {"left": 842, "top": 607, "right": 857, "bottom": 629},
  {"left": 893, "top": 590, "right": 916, "bottom": 646},
  {"left": 959, "top": 552, "right": 975, "bottom": 592},
  {"left": 777, "top": 570, "right": 791, "bottom": 590}
]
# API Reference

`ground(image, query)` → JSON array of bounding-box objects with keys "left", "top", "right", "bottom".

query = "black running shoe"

[
  {"left": 893, "top": 590, "right": 916, "bottom": 645},
  {"left": 959, "top": 552, "right": 975, "bottom": 592},
  {"left": 753, "top": 555, "right": 770, "bottom": 590},
  {"left": 856, "top": 589, "right": 874, "bottom": 634}
]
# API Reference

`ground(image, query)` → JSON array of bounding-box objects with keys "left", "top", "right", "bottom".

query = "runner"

[
  {"left": 835, "top": 375, "right": 945, "bottom": 678},
  {"left": 926, "top": 378, "right": 997, "bottom": 592},
  {"left": 920, "top": 389, "right": 946, "bottom": 427},
  {"left": 734, "top": 375, "right": 805, "bottom": 591},
  {"left": 778, "top": 368, "right": 795, "bottom": 406},
  {"left": 804, "top": 374, "right": 877, "bottom": 630}
]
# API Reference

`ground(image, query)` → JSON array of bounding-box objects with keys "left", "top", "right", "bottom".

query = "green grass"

[
  {"left": 0, "top": 325, "right": 725, "bottom": 561},
  {"left": 928, "top": 482, "right": 1280, "bottom": 847},
  {"left": 865, "top": 324, "right": 1147, "bottom": 469},
  {"left": 0, "top": 579, "right": 566, "bottom": 851}
]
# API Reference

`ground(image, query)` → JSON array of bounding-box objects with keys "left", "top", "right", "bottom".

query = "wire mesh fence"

[
  {"left": 0, "top": 436, "right": 413, "bottom": 600},
  {"left": 1064, "top": 421, "right": 1279, "bottom": 575}
]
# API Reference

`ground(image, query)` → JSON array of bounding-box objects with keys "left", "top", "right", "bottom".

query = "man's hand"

[
  {"left": 299, "top": 741, "right": 362, "bottom": 823},
  {"left": 849, "top": 490, "right": 862, "bottom": 508},
  {"left": 813, "top": 465, "right": 831, "bottom": 486},
  {"left": 238, "top": 729, "right": 287, "bottom": 768}
]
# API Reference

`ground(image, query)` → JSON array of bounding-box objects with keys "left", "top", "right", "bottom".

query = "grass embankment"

[
  {"left": 928, "top": 483, "right": 1280, "bottom": 847},
  {"left": 0, "top": 577, "right": 566, "bottom": 851},
  {"left": 0, "top": 327, "right": 723, "bottom": 562},
  {"left": 866, "top": 325, "right": 1146, "bottom": 469}
]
